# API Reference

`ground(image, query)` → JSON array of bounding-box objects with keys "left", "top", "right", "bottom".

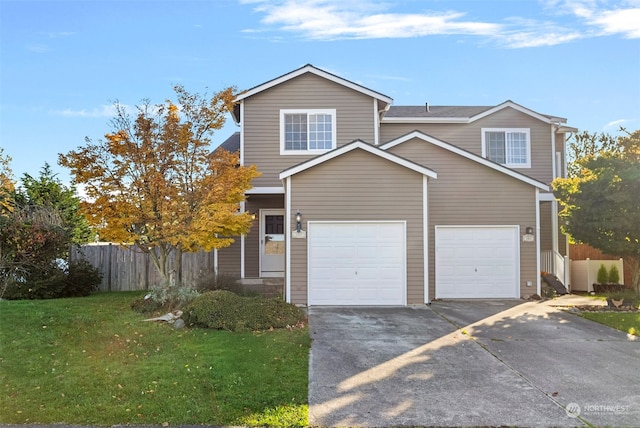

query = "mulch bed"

[{"left": 567, "top": 305, "right": 639, "bottom": 313}]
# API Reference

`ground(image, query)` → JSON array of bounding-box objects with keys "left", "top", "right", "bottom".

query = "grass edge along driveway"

[{"left": 0, "top": 292, "right": 310, "bottom": 427}]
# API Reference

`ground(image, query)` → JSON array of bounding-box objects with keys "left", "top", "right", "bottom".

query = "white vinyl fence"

[{"left": 570, "top": 258, "right": 624, "bottom": 292}]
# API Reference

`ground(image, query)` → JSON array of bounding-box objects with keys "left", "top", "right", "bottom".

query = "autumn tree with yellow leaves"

[
  {"left": 0, "top": 148, "right": 14, "bottom": 214},
  {"left": 59, "top": 85, "right": 259, "bottom": 288}
]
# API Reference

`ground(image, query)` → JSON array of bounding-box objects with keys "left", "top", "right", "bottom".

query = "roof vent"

[{"left": 425, "top": 102, "right": 430, "bottom": 112}]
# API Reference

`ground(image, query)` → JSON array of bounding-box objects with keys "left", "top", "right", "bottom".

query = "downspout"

[
  {"left": 550, "top": 124, "right": 559, "bottom": 256},
  {"left": 239, "top": 101, "right": 245, "bottom": 166},
  {"left": 536, "top": 188, "right": 542, "bottom": 296},
  {"left": 423, "top": 176, "right": 429, "bottom": 304},
  {"left": 374, "top": 99, "right": 379, "bottom": 146},
  {"left": 239, "top": 100, "right": 246, "bottom": 278},
  {"left": 240, "top": 201, "right": 245, "bottom": 279}
]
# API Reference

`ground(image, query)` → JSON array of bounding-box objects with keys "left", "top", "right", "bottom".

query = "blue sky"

[{"left": 1, "top": 0, "right": 639, "bottom": 185}]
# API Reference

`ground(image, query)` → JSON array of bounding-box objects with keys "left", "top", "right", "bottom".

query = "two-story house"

[{"left": 215, "top": 64, "right": 576, "bottom": 306}]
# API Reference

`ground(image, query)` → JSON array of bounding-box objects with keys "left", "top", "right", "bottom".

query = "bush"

[
  {"left": 131, "top": 295, "right": 165, "bottom": 314},
  {"left": 541, "top": 286, "right": 557, "bottom": 299},
  {"left": 597, "top": 264, "right": 609, "bottom": 284},
  {"left": 608, "top": 265, "right": 621, "bottom": 284},
  {"left": 182, "top": 290, "right": 306, "bottom": 331},
  {"left": 195, "top": 271, "right": 244, "bottom": 295},
  {"left": 131, "top": 284, "right": 200, "bottom": 314},
  {"left": 1, "top": 260, "right": 101, "bottom": 300},
  {"left": 64, "top": 260, "right": 103, "bottom": 297}
]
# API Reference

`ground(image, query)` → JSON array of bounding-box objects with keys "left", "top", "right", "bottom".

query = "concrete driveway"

[{"left": 308, "top": 297, "right": 640, "bottom": 427}]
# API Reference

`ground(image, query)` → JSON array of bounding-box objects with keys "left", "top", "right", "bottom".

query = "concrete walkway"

[{"left": 308, "top": 296, "right": 639, "bottom": 427}]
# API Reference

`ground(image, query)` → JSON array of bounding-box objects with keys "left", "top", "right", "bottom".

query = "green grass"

[
  {"left": 580, "top": 311, "right": 640, "bottom": 336},
  {"left": 0, "top": 292, "right": 310, "bottom": 426}
]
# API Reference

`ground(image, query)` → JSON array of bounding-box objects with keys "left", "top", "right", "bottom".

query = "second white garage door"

[
  {"left": 435, "top": 226, "right": 520, "bottom": 299},
  {"left": 308, "top": 222, "right": 406, "bottom": 305}
]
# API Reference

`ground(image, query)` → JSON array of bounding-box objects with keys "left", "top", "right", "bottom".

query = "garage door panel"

[
  {"left": 308, "top": 222, "right": 406, "bottom": 306},
  {"left": 436, "top": 226, "right": 519, "bottom": 299}
]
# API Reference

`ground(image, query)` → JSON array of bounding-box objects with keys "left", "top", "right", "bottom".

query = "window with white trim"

[
  {"left": 280, "top": 109, "right": 336, "bottom": 154},
  {"left": 481, "top": 128, "right": 531, "bottom": 168}
]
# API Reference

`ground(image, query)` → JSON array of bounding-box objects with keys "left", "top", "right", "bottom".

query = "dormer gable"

[
  {"left": 232, "top": 64, "right": 393, "bottom": 124},
  {"left": 380, "top": 130, "right": 549, "bottom": 191}
]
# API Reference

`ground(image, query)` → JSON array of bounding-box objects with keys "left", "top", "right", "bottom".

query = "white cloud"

[
  {"left": 46, "top": 31, "right": 75, "bottom": 39},
  {"left": 53, "top": 105, "right": 123, "bottom": 118},
  {"left": 245, "top": 0, "right": 501, "bottom": 41},
  {"left": 551, "top": 0, "right": 640, "bottom": 38},
  {"left": 603, "top": 118, "right": 629, "bottom": 129},
  {"left": 26, "top": 43, "right": 51, "bottom": 53},
  {"left": 241, "top": 0, "right": 640, "bottom": 47},
  {"left": 587, "top": 7, "right": 640, "bottom": 37}
]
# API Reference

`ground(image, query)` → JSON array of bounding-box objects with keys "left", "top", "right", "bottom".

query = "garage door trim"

[{"left": 307, "top": 221, "right": 407, "bottom": 306}]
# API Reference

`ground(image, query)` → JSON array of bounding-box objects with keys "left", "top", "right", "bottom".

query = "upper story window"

[
  {"left": 481, "top": 128, "right": 531, "bottom": 168},
  {"left": 280, "top": 109, "right": 336, "bottom": 154}
]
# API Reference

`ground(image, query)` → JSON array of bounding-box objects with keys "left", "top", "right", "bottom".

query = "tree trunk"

[
  {"left": 173, "top": 245, "right": 183, "bottom": 287},
  {"left": 625, "top": 256, "right": 640, "bottom": 294},
  {"left": 143, "top": 243, "right": 172, "bottom": 286}
]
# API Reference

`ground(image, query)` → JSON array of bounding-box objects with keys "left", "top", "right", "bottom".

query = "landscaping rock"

[{"left": 173, "top": 318, "right": 185, "bottom": 329}]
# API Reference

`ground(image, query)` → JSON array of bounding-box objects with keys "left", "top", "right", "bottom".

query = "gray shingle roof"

[
  {"left": 218, "top": 132, "right": 240, "bottom": 153},
  {"left": 385, "top": 105, "right": 494, "bottom": 118}
]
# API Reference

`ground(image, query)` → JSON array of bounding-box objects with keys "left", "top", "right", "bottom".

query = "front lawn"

[
  {"left": 579, "top": 311, "right": 640, "bottom": 337},
  {"left": 0, "top": 292, "right": 310, "bottom": 426}
]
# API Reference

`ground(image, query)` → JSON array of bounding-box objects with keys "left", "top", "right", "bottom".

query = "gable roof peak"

[
  {"left": 234, "top": 64, "right": 393, "bottom": 104},
  {"left": 380, "top": 130, "right": 549, "bottom": 191},
  {"left": 279, "top": 139, "right": 437, "bottom": 180}
]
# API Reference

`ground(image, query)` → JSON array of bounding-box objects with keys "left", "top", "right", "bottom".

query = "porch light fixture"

[
  {"left": 296, "top": 210, "right": 302, "bottom": 233},
  {"left": 526, "top": 227, "right": 534, "bottom": 235}
]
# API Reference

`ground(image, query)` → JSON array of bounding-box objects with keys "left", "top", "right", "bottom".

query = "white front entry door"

[
  {"left": 260, "top": 209, "right": 285, "bottom": 277},
  {"left": 308, "top": 221, "right": 406, "bottom": 305}
]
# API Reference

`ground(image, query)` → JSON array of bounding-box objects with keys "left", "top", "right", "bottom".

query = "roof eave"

[{"left": 382, "top": 117, "right": 470, "bottom": 124}]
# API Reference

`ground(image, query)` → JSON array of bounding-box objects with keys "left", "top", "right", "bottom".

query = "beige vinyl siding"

[
  {"left": 243, "top": 73, "right": 377, "bottom": 188},
  {"left": 217, "top": 242, "right": 241, "bottom": 277},
  {"left": 539, "top": 201, "right": 553, "bottom": 253},
  {"left": 540, "top": 201, "right": 569, "bottom": 257},
  {"left": 387, "top": 138, "right": 539, "bottom": 299},
  {"left": 380, "top": 108, "right": 555, "bottom": 185},
  {"left": 558, "top": 221, "right": 568, "bottom": 257},
  {"left": 288, "top": 149, "right": 425, "bottom": 305}
]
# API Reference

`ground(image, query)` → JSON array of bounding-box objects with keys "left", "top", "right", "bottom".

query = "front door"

[{"left": 260, "top": 209, "right": 285, "bottom": 277}]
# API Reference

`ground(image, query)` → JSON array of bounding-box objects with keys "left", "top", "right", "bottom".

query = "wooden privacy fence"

[{"left": 70, "top": 244, "right": 216, "bottom": 292}]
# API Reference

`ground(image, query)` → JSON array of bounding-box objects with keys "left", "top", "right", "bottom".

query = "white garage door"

[
  {"left": 308, "top": 222, "right": 406, "bottom": 305},
  {"left": 435, "top": 226, "right": 519, "bottom": 299}
]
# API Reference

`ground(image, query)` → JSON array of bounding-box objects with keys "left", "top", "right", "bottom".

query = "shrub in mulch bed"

[
  {"left": 182, "top": 290, "right": 306, "bottom": 331},
  {"left": 592, "top": 283, "right": 633, "bottom": 293}
]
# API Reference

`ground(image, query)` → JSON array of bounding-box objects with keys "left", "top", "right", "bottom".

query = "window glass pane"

[
  {"left": 486, "top": 132, "right": 505, "bottom": 164},
  {"left": 308, "top": 113, "right": 332, "bottom": 150},
  {"left": 284, "top": 114, "right": 307, "bottom": 150},
  {"left": 506, "top": 132, "right": 527, "bottom": 164}
]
